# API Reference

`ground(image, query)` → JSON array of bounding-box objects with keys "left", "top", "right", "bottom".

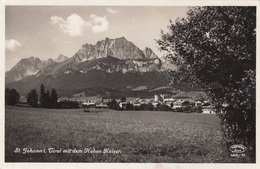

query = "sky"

[{"left": 5, "top": 6, "right": 189, "bottom": 71}]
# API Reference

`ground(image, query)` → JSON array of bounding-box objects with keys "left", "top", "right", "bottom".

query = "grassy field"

[{"left": 5, "top": 106, "right": 247, "bottom": 162}]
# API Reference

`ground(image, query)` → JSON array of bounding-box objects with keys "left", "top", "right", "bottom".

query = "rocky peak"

[
  {"left": 5, "top": 56, "right": 45, "bottom": 83},
  {"left": 74, "top": 37, "right": 158, "bottom": 62},
  {"left": 55, "top": 54, "right": 68, "bottom": 63},
  {"left": 114, "top": 36, "right": 127, "bottom": 42},
  {"left": 14, "top": 56, "right": 42, "bottom": 68},
  {"left": 28, "top": 56, "right": 41, "bottom": 62},
  {"left": 46, "top": 58, "right": 55, "bottom": 65}
]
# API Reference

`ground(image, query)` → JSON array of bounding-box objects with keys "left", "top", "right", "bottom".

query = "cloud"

[
  {"left": 50, "top": 13, "right": 91, "bottom": 37},
  {"left": 50, "top": 13, "right": 109, "bottom": 36},
  {"left": 105, "top": 8, "right": 118, "bottom": 14},
  {"left": 6, "top": 39, "right": 22, "bottom": 51},
  {"left": 89, "top": 14, "right": 109, "bottom": 33}
]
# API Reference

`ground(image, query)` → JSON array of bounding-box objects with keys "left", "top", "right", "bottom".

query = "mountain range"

[{"left": 5, "top": 37, "right": 187, "bottom": 98}]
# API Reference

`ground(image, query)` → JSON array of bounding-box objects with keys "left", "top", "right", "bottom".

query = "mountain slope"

[
  {"left": 5, "top": 56, "right": 55, "bottom": 83},
  {"left": 6, "top": 69, "right": 170, "bottom": 97},
  {"left": 5, "top": 37, "right": 178, "bottom": 97}
]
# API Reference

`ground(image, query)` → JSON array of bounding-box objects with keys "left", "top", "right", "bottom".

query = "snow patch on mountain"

[{"left": 26, "top": 69, "right": 39, "bottom": 76}]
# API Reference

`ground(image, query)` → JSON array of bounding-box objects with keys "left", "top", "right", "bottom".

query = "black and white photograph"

[{"left": 1, "top": 0, "right": 258, "bottom": 167}]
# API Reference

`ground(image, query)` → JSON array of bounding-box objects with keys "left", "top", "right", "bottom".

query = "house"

[
  {"left": 163, "top": 98, "right": 175, "bottom": 107},
  {"left": 132, "top": 101, "right": 141, "bottom": 110},
  {"left": 102, "top": 98, "right": 112, "bottom": 103},
  {"left": 154, "top": 94, "right": 164, "bottom": 102},
  {"left": 172, "top": 100, "right": 183, "bottom": 109},
  {"left": 172, "top": 100, "right": 191, "bottom": 108},
  {"left": 202, "top": 105, "right": 216, "bottom": 114},
  {"left": 95, "top": 103, "right": 109, "bottom": 109},
  {"left": 195, "top": 101, "right": 202, "bottom": 107},
  {"left": 119, "top": 102, "right": 128, "bottom": 110},
  {"left": 82, "top": 101, "right": 96, "bottom": 108},
  {"left": 172, "top": 99, "right": 195, "bottom": 112}
]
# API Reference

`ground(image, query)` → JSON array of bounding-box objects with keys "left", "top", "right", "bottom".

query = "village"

[
  {"left": 16, "top": 87, "right": 218, "bottom": 114},
  {"left": 4, "top": 5, "right": 256, "bottom": 163},
  {"left": 79, "top": 93, "right": 217, "bottom": 114}
]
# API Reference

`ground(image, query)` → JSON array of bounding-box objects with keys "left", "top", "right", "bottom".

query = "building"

[
  {"left": 119, "top": 102, "right": 128, "bottom": 110},
  {"left": 172, "top": 100, "right": 191, "bottom": 108},
  {"left": 202, "top": 105, "right": 216, "bottom": 114},
  {"left": 195, "top": 101, "right": 202, "bottom": 107},
  {"left": 172, "top": 100, "right": 194, "bottom": 112},
  {"left": 82, "top": 101, "right": 96, "bottom": 108},
  {"left": 95, "top": 103, "right": 109, "bottom": 109},
  {"left": 154, "top": 94, "right": 164, "bottom": 102},
  {"left": 172, "top": 100, "right": 183, "bottom": 109},
  {"left": 163, "top": 98, "right": 175, "bottom": 108}
]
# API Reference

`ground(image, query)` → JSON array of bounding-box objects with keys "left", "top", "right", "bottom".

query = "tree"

[
  {"left": 39, "top": 84, "right": 46, "bottom": 108},
  {"left": 50, "top": 88, "right": 58, "bottom": 108},
  {"left": 126, "top": 102, "right": 133, "bottom": 110},
  {"left": 46, "top": 90, "right": 50, "bottom": 108},
  {"left": 5, "top": 88, "right": 20, "bottom": 105},
  {"left": 57, "top": 100, "right": 79, "bottom": 109},
  {"left": 39, "top": 84, "right": 51, "bottom": 108},
  {"left": 27, "top": 89, "right": 38, "bottom": 107},
  {"left": 107, "top": 99, "right": 119, "bottom": 110},
  {"left": 157, "top": 7, "right": 255, "bottom": 161}
]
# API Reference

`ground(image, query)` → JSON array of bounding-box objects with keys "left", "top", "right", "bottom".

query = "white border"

[{"left": 0, "top": 0, "right": 259, "bottom": 169}]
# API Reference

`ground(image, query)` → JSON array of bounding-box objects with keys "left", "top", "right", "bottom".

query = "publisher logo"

[
  {"left": 229, "top": 144, "right": 247, "bottom": 158},
  {"left": 229, "top": 144, "right": 247, "bottom": 153}
]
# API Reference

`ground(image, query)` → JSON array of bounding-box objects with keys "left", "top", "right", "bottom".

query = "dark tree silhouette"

[
  {"left": 5, "top": 88, "right": 10, "bottom": 103},
  {"left": 157, "top": 6, "right": 256, "bottom": 161},
  {"left": 5, "top": 88, "right": 20, "bottom": 106},
  {"left": 50, "top": 88, "right": 58, "bottom": 108},
  {"left": 46, "top": 90, "right": 50, "bottom": 108},
  {"left": 107, "top": 99, "right": 119, "bottom": 110},
  {"left": 39, "top": 84, "right": 46, "bottom": 108},
  {"left": 27, "top": 89, "right": 38, "bottom": 107},
  {"left": 39, "top": 84, "right": 51, "bottom": 108}
]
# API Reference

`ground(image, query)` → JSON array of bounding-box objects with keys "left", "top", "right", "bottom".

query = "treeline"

[
  {"left": 27, "top": 84, "right": 79, "bottom": 109},
  {"left": 26, "top": 84, "right": 58, "bottom": 108},
  {"left": 5, "top": 88, "right": 20, "bottom": 106},
  {"left": 57, "top": 100, "right": 79, "bottom": 109}
]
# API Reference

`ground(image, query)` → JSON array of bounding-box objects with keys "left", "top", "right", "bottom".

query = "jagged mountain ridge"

[
  {"left": 73, "top": 37, "right": 157, "bottom": 62},
  {"left": 5, "top": 54, "right": 69, "bottom": 83},
  {"left": 6, "top": 37, "right": 165, "bottom": 81},
  {"left": 5, "top": 56, "right": 54, "bottom": 83},
  {"left": 5, "top": 37, "right": 177, "bottom": 96},
  {"left": 48, "top": 37, "right": 162, "bottom": 75}
]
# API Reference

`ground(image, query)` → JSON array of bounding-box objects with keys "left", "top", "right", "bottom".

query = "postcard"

[{"left": 1, "top": 0, "right": 259, "bottom": 169}]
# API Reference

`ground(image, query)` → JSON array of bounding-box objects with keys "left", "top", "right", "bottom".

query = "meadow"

[{"left": 5, "top": 106, "right": 246, "bottom": 162}]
